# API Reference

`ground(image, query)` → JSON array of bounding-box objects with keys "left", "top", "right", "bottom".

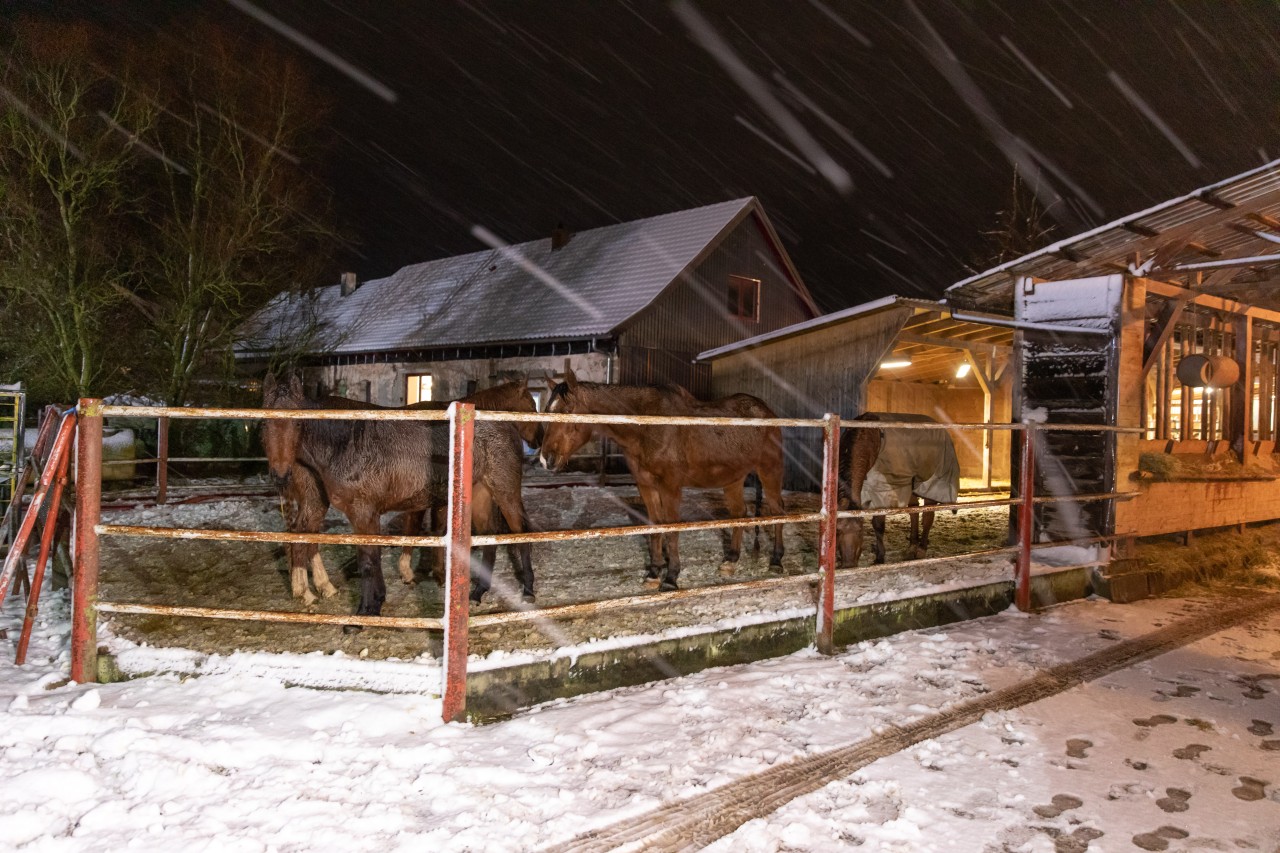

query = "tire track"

[{"left": 542, "top": 594, "right": 1280, "bottom": 853}]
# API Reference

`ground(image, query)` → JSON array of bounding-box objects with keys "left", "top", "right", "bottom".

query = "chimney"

[
  {"left": 340, "top": 271, "right": 359, "bottom": 296},
  {"left": 551, "top": 223, "right": 572, "bottom": 251}
]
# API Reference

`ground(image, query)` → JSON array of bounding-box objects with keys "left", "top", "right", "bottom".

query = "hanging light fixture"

[
  {"left": 955, "top": 362, "right": 971, "bottom": 378},
  {"left": 879, "top": 358, "right": 912, "bottom": 369}
]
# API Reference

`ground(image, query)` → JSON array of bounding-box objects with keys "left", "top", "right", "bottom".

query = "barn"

[
  {"left": 945, "top": 157, "right": 1280, "bottom": 598},
  {"left": 700, "top": 157, "right": 1280, "bottom": 603},
  {"left": 697, "top": 297, "right": 1015, "bottom": 492},
  {"left": 236, "top": 198, "right": 819, "bottom": 409}
]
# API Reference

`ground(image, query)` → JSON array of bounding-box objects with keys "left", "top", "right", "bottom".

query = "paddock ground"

[{"left": 98, "top": 478, "right": 1022, "bottom": 661}]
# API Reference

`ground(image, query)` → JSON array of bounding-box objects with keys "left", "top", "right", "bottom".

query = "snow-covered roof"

[
  {"left": 947, "top": 157, "right": 1280, "bottom": 313},
  {"left": 239, "top": 198, "right": 814, "bottom": 356}
]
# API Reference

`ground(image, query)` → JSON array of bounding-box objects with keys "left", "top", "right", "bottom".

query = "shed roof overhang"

[
  {"left": 946, "top": 158, "right": 1280, "bottom": 315},
  {"left": 697, "top": 296, "right": 1015, "bottom": 387}
]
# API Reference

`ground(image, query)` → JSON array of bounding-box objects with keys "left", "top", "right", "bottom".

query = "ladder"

[{"left": 0, "top": 384, "right": 26, "bottom": 550}]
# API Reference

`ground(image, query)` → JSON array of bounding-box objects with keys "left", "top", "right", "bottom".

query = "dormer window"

[{"left": 728, "top": 275, "right": 761, "bottom": 322}]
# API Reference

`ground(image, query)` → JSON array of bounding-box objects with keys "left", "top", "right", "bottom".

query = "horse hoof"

[
  {"left": 522, "top": 593, "right": 536, "bottom": 604},
  {"left": 642, "top": 578, "right": 661, "bottom": 590},
  {"left": 342, "top": 624, "right": 363, "bottom": 635},
  {"left": 659, "top": 580, "right": 679, "bottom": 592},
  {"left": 470, "top": 594, "right": 485, "bottom": 605},
  {"left": 768, "top": 562, "right": 785, "bottom": 575},
  {"left": 717, "top": 562, "right": 737, "bottom": 577}
]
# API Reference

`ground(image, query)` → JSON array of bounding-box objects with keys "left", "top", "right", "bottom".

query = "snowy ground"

[{"left": 3, "top": 579, "right": 1278, "bottom": 851}]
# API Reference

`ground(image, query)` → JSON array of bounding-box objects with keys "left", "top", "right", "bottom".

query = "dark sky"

[{"left": 10, "top": 1, "right": 1280, "bottom": 311}]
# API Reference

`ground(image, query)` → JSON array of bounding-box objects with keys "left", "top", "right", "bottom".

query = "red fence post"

[
  {"left": 16, "top": 422, "right": 74, "bottom": 665},
  {"left": 816, "top": 413, "right": 840, "bottom": 655},
  {"left": 441, "top": 401, "right": 474, "bottom": 723},
  {"left": 71, "top": 399, "right": 102, "bottom": 682},
  {"left": 156, "top": 416, "right": 169, "bottom": 504},
  {"left": 1015, "top": 423, "right": 1037, "bottom": 612}
]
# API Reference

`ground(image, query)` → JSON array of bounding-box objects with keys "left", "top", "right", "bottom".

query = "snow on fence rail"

[{"left": 69, "top": 398, "right": 1141, "bottom": 723}]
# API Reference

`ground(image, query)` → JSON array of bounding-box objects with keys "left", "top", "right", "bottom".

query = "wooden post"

[
  {"left": 815, "top": 413, "right": 839, "bottom": 655},
  {"left": 441, "top": 401, "right": 474, "bottom": 723},
  {"left": 156, "top": 416, "right": 169, "bottom": 504},
  {"left": 71, "top": 399, "right": 102, "bottom": 683},
  {"left": 1230, "top": 315, "right": 1254, "bottom": 458},
  {"left": 1015, "top": 423, "right": 1036, "bottom": 612}
]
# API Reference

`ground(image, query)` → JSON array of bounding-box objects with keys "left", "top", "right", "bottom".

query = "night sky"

[{"left": 9, "top": 1, "right": 1280, "bottom": 311}]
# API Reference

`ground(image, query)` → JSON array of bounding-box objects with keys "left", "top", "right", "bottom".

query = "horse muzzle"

[
  {"left": 538, "top": 451, "right": 566, "bottom": 473},
  {"left": 269, "top": 467, "right": 293, "bottom": 489}
]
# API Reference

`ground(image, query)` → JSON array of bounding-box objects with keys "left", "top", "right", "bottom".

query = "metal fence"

[{"left": 69, "top": 398, "right": 1139, "bottom": 722}]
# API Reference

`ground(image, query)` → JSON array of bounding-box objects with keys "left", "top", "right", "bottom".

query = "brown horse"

[
  {"left": 538, "top": 369, "right": 785, "bottom": 590},
  {"left": 276, "top": 380, "right": 540, "bottom": 604},
  {"left": 836, "top": 412, "right": 960, "bottom": 567},
  {"left": 262, "top": 374, "right": 534, "bottom": 627}
]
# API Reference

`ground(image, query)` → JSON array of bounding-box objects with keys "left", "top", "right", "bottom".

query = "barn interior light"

[
  {"left": 880, "top": 358, "right": 912, "bottom": 369},
  {"left": 955, "top": 362, "right": 971, "bottom": 378}
]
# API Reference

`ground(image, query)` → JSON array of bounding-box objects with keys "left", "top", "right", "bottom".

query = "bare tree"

[
  {"left": 0, "top": 22, "right": 152, "bottom": 400},
  {"left": 967, "top": 168, "right": 1059, "bottom": 274},
  {"left": 133, "top": 25, "right": 338, "bottom": 406}
]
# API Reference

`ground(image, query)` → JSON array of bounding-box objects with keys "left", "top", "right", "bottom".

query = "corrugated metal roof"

[
  {"left": 946, "top": 158, "right": 1280, "bottom": 312},
  {"left": 240, "top": 197, "right": 807, "bottom": 356}
]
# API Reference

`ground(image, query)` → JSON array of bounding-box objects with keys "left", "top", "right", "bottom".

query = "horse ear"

[
  {"left": 263, "top": 372, "right": 277, "bottom": 397},
  {"left": 288, "top": 373, "right": 303, "bottom": 397},
  {"left": 564, "top": 367, "right": 578, "bottom": 388}
]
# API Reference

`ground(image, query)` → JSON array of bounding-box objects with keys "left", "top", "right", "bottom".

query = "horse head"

[
  {"left": 538, "top": 371, "right": 592, "bottom": 472},
  {"left": 261, "top": 372, "right": 307, "bottom": 486}
]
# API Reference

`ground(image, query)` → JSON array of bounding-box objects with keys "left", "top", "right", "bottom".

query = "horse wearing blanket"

[{"left": 836, "top": 412, "right": 960, "bottom": 567}]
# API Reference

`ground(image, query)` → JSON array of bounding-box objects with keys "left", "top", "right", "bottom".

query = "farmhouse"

[{"left": 237, "top": 198, "right": 819, "bottom": 409}]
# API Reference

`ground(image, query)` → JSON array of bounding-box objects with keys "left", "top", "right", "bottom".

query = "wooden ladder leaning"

[{"left": 0, "top": 407, "right": 77, "bottom": 665}]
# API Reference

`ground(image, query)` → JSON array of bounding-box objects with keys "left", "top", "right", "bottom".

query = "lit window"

[
  {"left": 728, "top": 275, "right": 761, "bottom": 322},
  {"left": 406, "top": 374, "right": 433, "bottom": 404}
]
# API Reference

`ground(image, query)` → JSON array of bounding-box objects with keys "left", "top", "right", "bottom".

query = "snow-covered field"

[{"left": 3, "top": 578, "right": 1278, "bottom": 851}]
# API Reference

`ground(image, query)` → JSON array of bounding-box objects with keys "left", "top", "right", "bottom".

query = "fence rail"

[{"left": 70, "top": 399, "right": 1138, "bottom": 722}]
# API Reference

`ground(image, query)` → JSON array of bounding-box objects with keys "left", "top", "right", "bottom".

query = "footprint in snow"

[
  {"left": 1133, "top": 714, "right": 1178, "bottom": 728},
  {"left": 1248, "top": 719, "right": 1274, "bottom": 737},
  {"left": 1155, "top": 788, "right": 1191, "bottom": 813},
  {"left": 1065, "top": 738, "right": 1092, "bottom": 759},
  {"left": 1231, "top": 776, "right": 1269, "bottom": 802},
  {"left": 1131, "top": 825, "right": 1189, "bottom": 851},
  {"left": 1032, "top": 793, "right": 1083, "bottom": 818},
  {"left": 1172, "top": 743, "right": 1210, "bottom": 760},
  {"left": 1052, "top": 826, "right": 1103, "bottom": 853},
  {"left": 1260, "top": 740, "right": 1280, "bottom": 752}
]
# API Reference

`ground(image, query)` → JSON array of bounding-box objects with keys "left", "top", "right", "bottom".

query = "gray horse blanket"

[{"left": 861, "top": 413, "right": 960, "bottom": 509}]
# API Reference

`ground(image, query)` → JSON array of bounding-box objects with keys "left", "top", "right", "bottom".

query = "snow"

[{"left": 4, "top": 569, "right": 1279, "bottom": 850}]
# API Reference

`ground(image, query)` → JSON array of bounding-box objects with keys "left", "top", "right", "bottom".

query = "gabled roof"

[
  {"left": 238, "top": 198, "right": 816, "bottom": 356},
  {"left": 946, "top": 158, "right": 1280, "bottom": 313}
]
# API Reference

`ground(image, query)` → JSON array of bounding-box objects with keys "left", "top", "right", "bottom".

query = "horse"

[
  {"left": 274, "top": 380, "right": 541, "bottom": 604},
  {"left": 261, "top": 374, "right": 534, "bottom": 628},
  {"left": 835, "top": 412, "right": 960, "bottom": 567},
  {"left": 537, "top": 369, "right": 785, "bottom": 591}
]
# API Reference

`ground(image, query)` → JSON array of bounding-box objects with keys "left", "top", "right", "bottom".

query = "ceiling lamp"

[
  {"left": 880, "top": 358, "right": 912, "bottom": 369},
  {"left": 955, "top": 362, "right": 971, "bottom": 378}
]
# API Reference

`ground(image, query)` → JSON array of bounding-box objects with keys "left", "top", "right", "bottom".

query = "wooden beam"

[
  {"left": 1140, "top": 277, "right": 1280, "bottom": 323},
  {"left": 896, "top": 332, "right": 1010, "bottom": 355},
  {"left": 1142, "top": 297, "right": 1189, "bottom": 379},
  {"left": 1231, "top": 315, "right": 1254, "bottom": 458},
  {"left": 963, "top": 350, "right": 994, "bottom": 488}
]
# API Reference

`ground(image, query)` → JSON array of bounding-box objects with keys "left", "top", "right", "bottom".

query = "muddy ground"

[{"left": 99, "top": 474, "right": 1017, "bottom": 660}]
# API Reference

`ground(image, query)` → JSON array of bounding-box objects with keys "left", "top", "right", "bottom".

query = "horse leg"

[
  {"left": 918, "top": 498, "right": 937, "bottom": 559},
  {"left": 285, "top": 469, "right": 335, "bottom": 604},
  {"left": 468, "top": 486, "right": 496, "bottom": 604},
  {"left": 761, "top": 472, "right": 786, "bottom": 571},
  {"left": 430, "top": 503, "right": 446, "bottom": 587},
  {"left": 397, "top": 510, "right": 423, "bottom": 585},
  {"left": 908, "top": 497, "right": 921, "bottom": 560},
  {"left": 658, "top": 487, "right": 683, "bottom": 592},
  {"left": 719, "top": 480, "right": 746, "bottom": 576},
  {"left": 836, "top": 499, "right": 865, "bottom": 569},
  {"left": 872, "top": 514, "right": 887, "bottom": 564},
  {"left": 347, "top": 503, "right": 386, "bottom": 631},
  {"left": 635, "top": 479, "right": 666, "bottom": 583},
  {"left": 494, "top": 488, "right": 535, "bottom": 602}
]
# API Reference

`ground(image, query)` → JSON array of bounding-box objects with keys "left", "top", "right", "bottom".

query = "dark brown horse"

[
  {"left": 538, "top": 369, "right": 785, "bottom": 590},
  {"left": 836, "top": 412, "right": 960, "bottom": 567},
  {"left": 262, "top": 374, "right": 534, "bottom": 627},
  {"left": 274, "top": 380, "right": 539, "bottom": 604}
]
